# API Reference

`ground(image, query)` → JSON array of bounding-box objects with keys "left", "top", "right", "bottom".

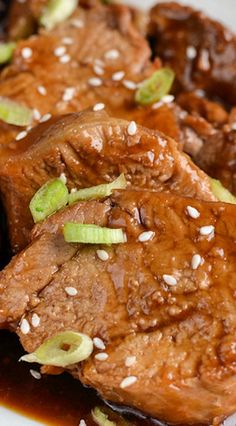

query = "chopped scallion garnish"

[
  {"left": 40, "top": 0, "right": 78, "bottom": 30},
  {"left": 92, "top": 407, "right": 116, "bottom": 426},
  {"left": 20, "top": 331, "right": 93, "bottom": 367},
  {"left": 63, "top": 223, "right": 127, "bottom": 244},
  {"left": 68, "top": 174, "right": 127, "bottom": 204},
  {"left": 0, "top": 42, "right": 16, "bottom": 64},
  {"left": 0, "top": 97, "right": 33, "bottom": 126},
  {"left": 135, "top": 68, "right": 175, "bottom": 106},
  {"left": 210, "top": 178, "right": 236, "bottom": 204},
  {"left": 29, "top": 178, "right": 69, "bottom": 223}
]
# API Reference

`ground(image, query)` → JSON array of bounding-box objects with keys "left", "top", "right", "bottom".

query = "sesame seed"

[
  {"left": 93, "top": 65, "right": 104, "bottom": 76},
  {"left": 93, "top": 103, "right": 105, "bottom": 112},
  {"left": 54, "top": 46, "right": 66, "bottom": 57},
  {"left": 79, "top": 420, "right": 87, "bottom": 426},
  {"left": 59, "top": 172, "right": 67, "bottom": 184},
  {"left": 88, "top": 77, "right": 102, "bottom": 87},
  {"left": 30, "top": 369, "right": 41, "bottom": 380},
  {"left": 21, "top": 47, "right": 32, "bottom": 59},
  {"left": 163, "top": 274, "right": 177, "bottom": 286},
  {"left": 120, "top": 376, "right": 137, "bottom": 389},
  {"left": 123, "top": 80, "right": 137, "bottom": 90},
  {"left": 104, "top": 49, "right": 119, "bottom": 60},
  {"left": 20, "top": 318, "right": 30, "bottom": 335},
  {"left": 62, "top": 37, "right": 73, "bottom": 45},
  {"left": 93, "top": 337, "right": 106, "bottom": 350},
  {"left": 112, "top": 71, "right": 125, "bottom": 81},
  {"left": 162, "top": 94, "right": 175, "bottom": 104},
  {"left": 32, "top": 313, "right": 40, "bottom": 328},
  {"left": 186, "top": 205, "right": 200, "bottom": 219},
  {"left": 37, "top": 85, "right": 47, "bottom": 96},
  {"left": 95, "top": 352, "right": 109, "bottom": 361},
  {"left": 70, "top": 188, "right": 77, "bottom": 194},
  {"left": 231, "top": 123, "right": 236, "bottom": 131},
  {"left": 96, "top": 249, "right": 109, "bottom": 261},
  {"left": 15, "top": 131, "right": 27, "bottom": 141},
  {"left": 191, "top": 254, "right": 202, "bottom": 270},
  {"left": 199, "top": 225, "right": 215, "bottom": 236},
  {"left": 127, "top": 121, "right": 137, "bottom": 136},
  {"left": 40, "top": 113, "right": 52, "bottom": 123},
  {"left": 71, "top": 18, "right": 84, "bottom": 28},
  {"left": 138, "top": 231, "right": 155, "bottom": 242},
  {"left": 125, "top": 356, "right": 136, "bottom": 367},
  {"left": 186, "top": 46, "right": 197, "bottom": 59},
  {"left": 65, "top": 287, "right": 78, "bottom": 296},
  {"left": 62, "top": 87, "right": 75, "bottom": 102},
  {"left": 60, "top": 54, "right": 71, "bottom": 64},
  {"left": 147, "top": 151, "right": 155, "bottom": 162},
  {"left": 33, "top": 108, "right": 41, "bottom": 121}
]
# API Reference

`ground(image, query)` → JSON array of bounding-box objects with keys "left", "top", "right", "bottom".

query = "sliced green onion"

[
  {"left": 0, "top": 97, "right": 33, "bottom": 126},
  {"left": 135, "top": 68, "right": 175, "bottom": 106},
  {"left": 210, "top": 178, "right": 236, "bottom": 204},
  {"left": 63, "top": 223, "right": 127, "bottom": 244},
  {"left": 20, "top": 331, "right": 93, "bottom": 367},
  {"left": 69, "top": 174, "right": 127, "bottom": 204},
  {"left": 0, "top": 42, "right": 16, "bottom": 64},
  {"left": 92, "top": 407, "right": 116, "bottom": 426},
  {"left": 40, "top": 0, "right": 78, "bottom": 30},
  {"left": 29, "top": 178, "right": 69, "bottom": 223}
]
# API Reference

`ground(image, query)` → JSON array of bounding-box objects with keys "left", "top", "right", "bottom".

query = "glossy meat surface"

[
  {"left": 149, "top": 2, "right": 236, "bottom": 105},
  {"left": 1, "top": 190, "right": 236, "bottom": 424},
  {"left": 0, "top": 110, "right": 215, "bottom": 252}
]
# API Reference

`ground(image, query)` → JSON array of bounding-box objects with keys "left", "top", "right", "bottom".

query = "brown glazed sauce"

[{"left": 0, "top": 330, "right": 161, "bottom": 426}]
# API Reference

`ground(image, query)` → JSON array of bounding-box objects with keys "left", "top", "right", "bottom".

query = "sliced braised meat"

[
  {"left": 149, "top": 2, "right": 236, "bottom": 105},
  {"left": 0, "top": 110, "right": 215, "bottom": 252},
  {"left": 0, "top": 190, "right": 235, "bottom": 424}
]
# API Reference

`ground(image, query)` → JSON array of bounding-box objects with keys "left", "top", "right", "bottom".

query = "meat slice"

[
  {"left": 1, "top": 189, "right": 236, "bottom": 425},
  {"left": 0, "top": 110, "right": 215, "bottom": 252},
  {"left": 149, "top": 2, "right": 236, "bottom": 105}
]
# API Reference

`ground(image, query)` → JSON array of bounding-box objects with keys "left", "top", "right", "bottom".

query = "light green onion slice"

[
  {"left": 0, "top": 97, "right": 33, "bottom": 126},
  {"left": 69, "top": 174, "right": 127, "bottom": 204},
  {"left": 40, "top": 0, "right": 78, "bottom": 30},
  {"left": 29, "top": 178, "right": 69, "bottom": 223},
  {"left": 210, "top": 178, "right": 236, "bottom": 204},
  {"left": 135, "top": 68, "right": 175, "bottom": 106},
  {"left": 0, "top": 42, "right": 16, "bottom": 64},
  {"left": 92, "top": 407, "right": 116, "bottom": 426},
  {"left": 20, "top": 331, "right": 93, "bottom": 367},
  {"left": 63, "top": 223, "right": 127, "bottom": 244}
]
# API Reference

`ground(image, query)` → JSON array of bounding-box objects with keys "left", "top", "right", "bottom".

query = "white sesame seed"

[
  {"left": 31, "top": 313, "right": 40, "bottom": 328},
  {"left": 123, "top": 80, "right": 137, "bottom": 90},
  {"left": 199, "top": 225, "right": 215, "bottom": 236},
  {"left": 231, "top": 123, "right": 236, "bottom": 131},
  {"left": 191, "top": 254, "right": 202, "bottom": 270},
  {"left": 88, "top": 77, "right": 102, "bottom": 87},
  {"left": 30, "top": 369, "right": 41, "bottom": 380},
  {"left": 62, "top": 37, "right": 73, "bottom": 45},
  {"left": 62, "top": 87, "right": 75, "bottom": 102},
  {"left": 59, "top": 172, "right": 67, "bottom": 184},
  {"left": 37, "top": 85, "right": 47, "bottom": 96},
  {"left": 93, "top": 103, "right": 105, "bottom": 112},
  {"left": 163, "top": 274, "right": 177, "bottom": 286},
  {"left": 20, "top": 318, "right": 30, "bottom": 335},
  {"left": 125, "top": 356, "right": 136, "bottom": 367},
  {"left": 93, "top": 337, "right": 106, "bottom": 350},
  {"left": 186, "top": 205, "right": 200, "bottom": 219},
  {"left": 15, "top": 130, "right": 27, "bottom": 141},
  {"left": 33, "top": 108, "right": 41, "bottom": 121},
  {"left": 112, "top": 71, "right": 125, "bottom": 81},
  {"left": 120, "top": 376, "right": 137, "bottom": 389},
  {"left": 127, "top": 121, "right": 137, "bottom": 136},
  {"left": 40, "top": 113, "right": 52, "bottom": 123},
  {"left": 71, "top": 18, "right": 84, "bottom": 28},
  {"left": 54, "top": 46, "right": 66, "bottom": 57},
  {"left": 65, "top": 287, "right": 78, "bottom": 296},
  {"left": 147, "top": 151, "right": 155, "bottom": 162},
  {"left": 93, "top": 65, "right": 104, "bottom": 76},
  {"left": 60, "top": 54, "right": 71, "bottom": 64},
  {"left": 96, "top": 249, "right": 109, "bottom": 261},
  {"left": 79, "top": 420, "right": 87, "bottom": 426},
  {"left": 104, "top": 49, "right": 119, "bottom": 60},
  {"left": 70, "top": 188, "right": 77, "bottom": 194},
  {"left": 162, "top": 94, "right": 175, "bottom": 104},
  {"left": 95, "top": 352, "right": 109, "bottom": 361},
  {"left": 21, "top": 47, "right": 32, "bottom": 59},
  {"left": 186, "top": 46, "right": 197, "bottom": 59},
  {"left": 138, "top": 231, "right": 155, "bottom": 242}
]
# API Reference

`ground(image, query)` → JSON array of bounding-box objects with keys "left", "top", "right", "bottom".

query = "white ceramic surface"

[{"left": 0, "top": 1, "right": 235, "bottom": 425}]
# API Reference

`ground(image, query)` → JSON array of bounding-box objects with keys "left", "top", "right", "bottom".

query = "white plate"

[{"left": 0, "top": 1, "right": 235, "bottom": 425}]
